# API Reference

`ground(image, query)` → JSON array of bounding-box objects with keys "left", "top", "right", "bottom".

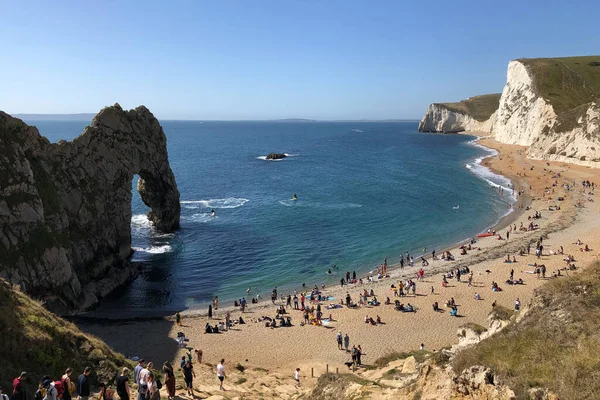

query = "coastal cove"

[{"left": 26, "top": 120, "right": 518, "bottom": 316}]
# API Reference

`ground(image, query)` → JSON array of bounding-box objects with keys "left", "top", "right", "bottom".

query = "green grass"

[
  {"left": 309, "top": 374, "right": 377, "bottom": 400},
  {"left": 518, "top": 56, "right": 600, "bottom": 115},
  {"left": 0, "top": 280, "right": 132, "bottom": 395},
  {"left": 371, "top": 350, "right": 430, "bottom": 368},
  {"left": 436, "top": 93, "right": 501, "bottom": 121},
  {"left": 452, "top": 261, "right": 600, "bottom": 400},
  {"left": 459, "top": 322, "right": 487, "bottom": 336},
  {"left": 490, "top": 305, "right": 514, "bottom": 322}
]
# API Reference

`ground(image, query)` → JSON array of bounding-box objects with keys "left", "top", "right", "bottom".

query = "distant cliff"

[
  {"left": 0, "top": 104, "right": 180, "bottom": 314},
  {"left": 418, "top": 94, "right": 500, "bottom": 133},
  {"left": 419, "top": 56, "right": 600, "bottom": 166}
]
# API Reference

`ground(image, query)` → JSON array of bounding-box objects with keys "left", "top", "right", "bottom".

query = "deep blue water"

[{"left": 27, "top": 119, "right": 514, "bottom": 314}]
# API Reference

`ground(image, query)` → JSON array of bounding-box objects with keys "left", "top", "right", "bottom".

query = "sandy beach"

[{"left": 79, "top": 136, "right": 600, "bottom": 391}]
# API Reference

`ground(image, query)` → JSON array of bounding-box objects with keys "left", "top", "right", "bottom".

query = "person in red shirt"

[{"left": 12, "top": 372, "right": 27, "bottom": 400}]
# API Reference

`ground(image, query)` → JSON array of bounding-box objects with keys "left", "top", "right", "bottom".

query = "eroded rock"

[{"left": 0, "top": 104, "right": 180, "bottom": 313}]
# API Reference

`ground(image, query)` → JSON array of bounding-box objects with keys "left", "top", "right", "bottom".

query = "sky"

[{"left": 2, "top": 0, "right": 599, "bottom": 120}]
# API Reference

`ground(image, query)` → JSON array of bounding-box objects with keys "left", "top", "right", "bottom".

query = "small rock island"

[{"left": 266, "top": 153, "right": 287, "bottom": 160}]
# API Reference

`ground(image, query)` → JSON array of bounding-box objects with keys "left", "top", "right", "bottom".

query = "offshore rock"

[
  {"left": 0, "top": 104, "right": 180, "bottom": 314},
  {"left": 266, "top": 153, "right": 287, "bottom": 160}
]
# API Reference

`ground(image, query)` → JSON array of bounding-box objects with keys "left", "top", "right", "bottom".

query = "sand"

[{"left": 79, "top": 137, "right": 600, "bottom": 389}]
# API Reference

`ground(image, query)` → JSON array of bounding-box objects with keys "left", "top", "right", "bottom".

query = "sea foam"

[{"left": 181, "top": 197, "right": 249, "bottom": 209}]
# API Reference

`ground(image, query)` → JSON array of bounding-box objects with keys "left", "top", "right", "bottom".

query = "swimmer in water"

[
  {"left": 327, "top": 268, "right": 332, "bottom": 275},
  {"left": 293, "top": 194, "right": 298, "bottom": 200},
  {"left": 210, "top": 209, "right": 216, "bottom": 217}
]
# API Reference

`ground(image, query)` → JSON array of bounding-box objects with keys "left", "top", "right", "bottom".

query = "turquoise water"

[{"left": 28, "top": 120, "right": 514, "bottom": 314}]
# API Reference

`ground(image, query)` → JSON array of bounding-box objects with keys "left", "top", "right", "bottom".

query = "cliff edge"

[
  {"left": 418, "top": 93, "right": 500, "bottom": 133},
  {"left": 0, "top": 104, "right": 180, "bottom": 314},
  {"left": 419, "top": 56, "right": 600, "bottom": 166}
]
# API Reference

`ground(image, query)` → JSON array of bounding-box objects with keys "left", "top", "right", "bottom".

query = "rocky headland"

[
  {"left": 0, "top": 104, "right": 180, "bottom": 314},
  {"left": 419, "top": 56, "right": 600, "bottom": 166}
]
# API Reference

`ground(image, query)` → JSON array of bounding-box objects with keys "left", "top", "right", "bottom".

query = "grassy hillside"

[
  {"left": 519, "top": 56, "right": 600, "bottom": 114},
  {"left": 0, "top": 281, "right": 131, "bottom": 394},
  {"left": 436, "top": 93, "right": 501, "bottom": 121},
  {"left": 452, "top": 261, "right": 600, "bottom": 400}
]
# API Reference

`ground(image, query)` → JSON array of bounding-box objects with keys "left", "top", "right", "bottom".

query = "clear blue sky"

[{"left": 2, "top": 0, "right": 599, "bottom": 120}]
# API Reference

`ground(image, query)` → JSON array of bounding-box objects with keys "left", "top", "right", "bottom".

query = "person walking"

[
  {"left": 182, "top": 361, "right": 195, "bottom": 396},
  {"left": 208, "top": 304, "right": 213, "bottom": 319},
  {"left": 336, "top": 331, "right": 343, "bottom": 350},
  {"left": 61, "top": 368, "right": 74, "bottom": 400},
  {"left": 133, "top": 360, "right": 145, "bottom": 385},
  {"left": 75, "top": 367, "right": 91, "bottom": 400},
  {"left": 175, "top": 312, "right": 182, "bottom": 327},
  {"left": 216, "top": 359, "right": 226, "bottom": 391},
  {"left": 162, "top": 363, "right": 175, "bottom": 400},
  {"left": 145, "top": 374, "right": 159, "bottom": 400},
  {"left": 343, "top": 333, "right": 350, "bottom": 352},
  {"left": 12, "top": 372, "right": 27, "bottom": 400},
  {"left": 115, "top": 368, "right": 130, "bottom": 400}
]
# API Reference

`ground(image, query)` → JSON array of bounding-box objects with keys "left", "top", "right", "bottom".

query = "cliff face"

[
  {"left": 0, "top": 104, "right": 180, "bottom": 314},
  {"left": 493, "top": 58, "right": 600, "bottom": 166},
  {"left": 418, "top": 104, "right": 496, "bottom": 133},
  {"left": 418, "top": 56, "right": 600, "bottom": 166}
]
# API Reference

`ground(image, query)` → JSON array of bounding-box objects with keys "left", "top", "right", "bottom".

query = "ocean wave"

[
  {"left": 465, "top": 140, "right": 517, "bottom": 202},
  {"left": 131, "top": 214, "right": 151, "bottom": 227},
  {"left": 278, "top": 199, "right": 362, "bottom": 209},
  {"left": 188, "top": 213, "right": 218, "bottom": 223},
  {"left": 133, "top": 245, "right": 173, "bottom": 254},
  {"left": 181, "top": 197, "right": 249, "bottom": 209}
]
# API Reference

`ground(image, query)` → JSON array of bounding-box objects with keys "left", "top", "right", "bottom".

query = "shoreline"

[
  {"left": 80, "top": 134, "right": 524, "bottom": 320},
  {"left": 77, "top": 136, "right": 600, "bottom": 377}
]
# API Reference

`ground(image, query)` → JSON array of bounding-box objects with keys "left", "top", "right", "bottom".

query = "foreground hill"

[
  {"left": 419, "top": 56, "right": 600, "bottom": 166},
  {"left": 0, "top": 280, "right": 130, "bottom": 394}
]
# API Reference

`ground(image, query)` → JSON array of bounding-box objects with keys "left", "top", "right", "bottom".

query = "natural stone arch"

[{"left": 0, "top": 104, "right": 180, "bottom": 313}]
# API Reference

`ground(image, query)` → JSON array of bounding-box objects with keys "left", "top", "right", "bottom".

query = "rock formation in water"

[
  {"left": 419, "top": 56, "right": 600, "bottom": 166},
  {"left": 266, "top": 153, "right": 287, "bottom": 160},
  {"left": 0, "top": 104, "right": 180, "bottom": 314}
]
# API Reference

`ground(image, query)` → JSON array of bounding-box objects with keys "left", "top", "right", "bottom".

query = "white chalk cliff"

[
  {"left": 418, "top": 104, "right": 496, "bottom": 133},
  {"left": 419, "top": 56, "right": 600, "bottom": 166}
]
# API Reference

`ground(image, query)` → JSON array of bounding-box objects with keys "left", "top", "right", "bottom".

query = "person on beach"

[
  {"left": 336, "top": 331, "right": 343, "bottom": 349},
  {"left": 115, "top": 369, "right": 130, "bottom": 400},
  {"left": 163, "top": 363, "right": 175, "bottom": 400},
  {"left": 194, "top": 349, "right": 203, "bottom": 364},
  {"left": 515, "top": 298, "right": 521, "bottom": 311},
  {"left": 216, "top": 359, "right": 226, "bottom": 391},
  {"left": 294, "top": 368, "right": 300, "bottom": 385},
  {"left": 208, "top": 304, "right": 213, "bottom": 319},
  {"left": 182, "top": 361, "right": 195, "bottom": 396},
  {"left": 175, "top": 312, "right": 182, "bottom": 327},
  {"left": 213, "top": 296, "right": 219, "bottom": 310},
  {"left": 344, "top": 333, "right": 350, "bottom": 352}
]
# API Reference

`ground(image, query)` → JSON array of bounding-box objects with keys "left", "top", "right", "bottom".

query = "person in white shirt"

[
  {"left": 138, "top": 363, "right": 154, "bottom": 385},
  {"left": 216, "top": 359, "right": 226, "bottom": 391},
  {"left": 294, "top": 368, "right": 300, "bottom": 385}
]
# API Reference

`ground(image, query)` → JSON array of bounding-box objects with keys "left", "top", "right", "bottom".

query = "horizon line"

[{"left": 10, "top": 113, "right": 420, "bottom": 123}]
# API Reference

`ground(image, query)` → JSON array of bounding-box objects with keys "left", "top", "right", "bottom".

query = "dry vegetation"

[
  {"left": 519, "top": 56, "right": 600, "bottom": 114},
  {"left": 452, "top": 261, "right": 600, "bottom": 400},
  {"left": 436, "top": 93, "right": 502, "bottom": 121},
  {"left": 0, "top": 281, "right": 132, "bottom": 394}
]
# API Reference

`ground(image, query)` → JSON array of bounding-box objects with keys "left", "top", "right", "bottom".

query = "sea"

[{"left": 26, "top": 119, "right": 515, "bottom": 315}]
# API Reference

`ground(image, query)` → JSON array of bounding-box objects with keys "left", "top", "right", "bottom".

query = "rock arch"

[{"left": 0, "top": 104, "right": 180, "bottom": 313}]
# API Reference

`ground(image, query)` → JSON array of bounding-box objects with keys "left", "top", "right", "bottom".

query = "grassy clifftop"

[
  {"left": 435, "top": 93, "right": 501, "bottom": 121},
  {"left": 0, "top": 281, "right": 130, "bottom": 394},
  {"left": 453, "top": 261, "right": 600, "bottom": 399},
  {"left": 519, "top": 56, "right": 600, "bottom": 114}
]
